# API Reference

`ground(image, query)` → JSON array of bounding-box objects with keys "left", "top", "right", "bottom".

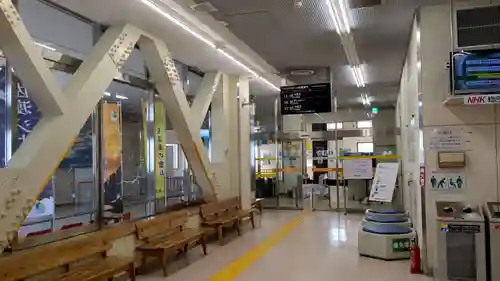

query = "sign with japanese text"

[
  {"left": 429, "top": 127, "right": 470, "bottom": 151},
  {"left": 154, "top": 101, "right": 166, "bottom": 199},
  {"left": 464, "top": 94, "right": 500, "bottom": 105},
  {"left": 13, "top": 77, "right": 54, "bottom": 221},
  {"left": 101, "top": 102, "right": 123, "bottom": 213},
  {"left": 15, "top": 78, "right": 41, "bottom": 148},
  {"left": 369, "top": 162, "right": 400, "bottom": 202},
  {"left": 280, "top": 83, "right": 331, "bottom": 115}
]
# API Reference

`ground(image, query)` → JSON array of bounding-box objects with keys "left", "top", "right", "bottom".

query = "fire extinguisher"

[{"left": 410, "top": 237, "right": 422, "bottom": 274}]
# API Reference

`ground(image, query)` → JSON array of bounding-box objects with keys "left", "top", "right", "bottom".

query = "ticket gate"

[{"left": 435, "top": 201, "right": 486, "bottom": 281}]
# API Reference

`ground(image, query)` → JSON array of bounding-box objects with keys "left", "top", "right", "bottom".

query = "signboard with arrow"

[{"left": 429, "top": 171, "right": 466, "bottom": 191}]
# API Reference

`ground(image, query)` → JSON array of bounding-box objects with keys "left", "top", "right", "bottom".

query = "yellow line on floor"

[{"left": 207, "top": 211, "right": 310, "bottom": 281}]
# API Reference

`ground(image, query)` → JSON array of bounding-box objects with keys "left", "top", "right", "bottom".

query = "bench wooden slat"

[
  {"left": 0, "top": 236, "right": 108, "bottom": 281},
  {"left": 199, "top": 197, "right": 255, "bottom": 245},
  {"left": 135, "top": 210, "right": 207, "bottom": 277},
  {"left": 58, "top": 256, "right": 133, "bottom": 281}
]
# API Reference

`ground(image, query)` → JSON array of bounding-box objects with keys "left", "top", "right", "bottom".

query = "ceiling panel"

[{"left": 205, "top": 0, "right": 447, "bottom": 107}]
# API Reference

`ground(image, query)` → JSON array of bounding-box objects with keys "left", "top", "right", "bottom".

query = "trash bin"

[
  {"left": 484, "top": 202, "right": 500, "bottom": 281},
  {"left": 435, "top": 201, "right": 486, "bottom": 281}
]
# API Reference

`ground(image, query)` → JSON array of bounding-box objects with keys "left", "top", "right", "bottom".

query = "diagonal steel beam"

[
  {"left": 190, "top": 71, "right": 222, "bottom": 128},
  {"left": 138, "top": 36, "right": 218, "bottom": 201},
  {"left": 0, "top": 0, "right": 68, "bottom": 116},
  {"left": 0, "top": 24, "right": 141, "bottom": 252}
]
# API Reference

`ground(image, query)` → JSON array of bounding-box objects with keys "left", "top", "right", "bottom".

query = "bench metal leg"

[
  {"left": 217, "top": 225, "right": 224, "bottom": 245},
  {"left": 200, "top": 236, "right": 207, "bottom": 255},
  {"left": 159, "top": 250, "right": 169, "bottom": 277},
  {"left": 128, "top": 263, "right": 136, "bottom": 281},
  {"left": 250, "top": 213, "right": 256, "bottom": 228},
  {"left": 235, "top": 221, "right": 241, "bottom": 236}
]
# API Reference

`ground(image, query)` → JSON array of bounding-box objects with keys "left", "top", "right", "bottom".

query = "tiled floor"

[{"left": 138, "top": 210, "right": 432, "bottom": 281}]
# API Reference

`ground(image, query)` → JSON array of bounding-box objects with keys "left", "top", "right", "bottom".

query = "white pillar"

[
  {"left": 211, "top": 74, "right": 239, "bottom": 199},
  {"left": 238, "top": 76, "right": 251, "bottom": 210}
]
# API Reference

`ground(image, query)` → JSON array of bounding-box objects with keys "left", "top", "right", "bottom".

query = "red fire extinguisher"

[{"left": 410, "top": 238, "right": 422, "bottom": 274}]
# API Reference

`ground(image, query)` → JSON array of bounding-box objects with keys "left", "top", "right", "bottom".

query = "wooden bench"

[
  {"left": 200, "top": 197, "right": 256, "bottom": 245},
  {"left": 0, "top": 234, "right": 135, "bottom": 281},
  {"left": 135, "top": 210, "right": 207, "bottom": 276}
]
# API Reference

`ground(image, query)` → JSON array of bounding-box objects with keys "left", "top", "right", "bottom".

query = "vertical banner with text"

[
  {"left": 102, "top": 102, "right": 123, "bottom": 212},
  {"left": 154, "top": 101, "right": 166, "bottom": 199},
  {"left": 14, "top": 77, "right": 54, "bottom": 221}
]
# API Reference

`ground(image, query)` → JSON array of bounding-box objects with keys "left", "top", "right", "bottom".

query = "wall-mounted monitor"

[
  {"left": 280, "top": 83, "right": 332, "bottom": 115},
  {"left": 453, "top": 50, "right": 500, "bottom": 94}
]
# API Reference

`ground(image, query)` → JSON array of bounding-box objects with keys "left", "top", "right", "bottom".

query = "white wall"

[
  {"left": 418, "top": 2, "right": 500, "bottom": 272},
  {"left": 398, "top": 14, "right": 423, "bottom": 267}
]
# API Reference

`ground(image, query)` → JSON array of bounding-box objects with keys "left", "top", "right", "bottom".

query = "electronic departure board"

[
  {"left": 453, "top": 50, "right": 500, "bottom": 94},
  {"left": 280, "top": 83, "right": 332, "bottom": 115}
]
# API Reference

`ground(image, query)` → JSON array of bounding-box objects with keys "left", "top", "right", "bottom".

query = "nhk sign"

[{"left": 464, "top": 95, "right": 500, "bottom": 105}]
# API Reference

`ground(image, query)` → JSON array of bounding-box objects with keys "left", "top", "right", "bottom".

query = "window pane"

[
  {"left": 357, "top": 120, "right": 372, "bottom": 128},
  {"left": 103, "top": 82, "right": 151, "bottom": 222},
  {"left": 14, "top": 70, "right": 97, "bottom": 238},
  {"left": 357, "top": 142, "right": 374, "bottom": 153}
]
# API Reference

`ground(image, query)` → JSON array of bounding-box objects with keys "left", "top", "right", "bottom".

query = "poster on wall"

[
  {"left": 102, "top": 102, "right": 123, "bottom": 212},
  {"left": 429, "top": 127, "right": 471, "bottom": 151},
  {"left": 154, "top": 101, "right": 166, "bottom": 199},
  {"left": 369, "top": 162, "right": 400, "bottom": 202},
  {"left": 13, "top": 77, "right": 55, "bottom": 221},
  {"left": 343, "top": 159, "right": 373, "bottom": 179},
  {"left": 429, "top": 170, "right": 465, "bottom": 191}
]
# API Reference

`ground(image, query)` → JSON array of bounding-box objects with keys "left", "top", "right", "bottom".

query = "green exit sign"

[{"left": 372, "top": 107, "right": 379, "bottom": 114}]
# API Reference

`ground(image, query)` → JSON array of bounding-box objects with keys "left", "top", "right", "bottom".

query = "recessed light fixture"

[{"left": 290, "top": 69, "right": 315, "bottom": 76}]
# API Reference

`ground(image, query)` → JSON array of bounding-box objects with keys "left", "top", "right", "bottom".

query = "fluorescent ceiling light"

[
  {"left": 103, "top": 92, "right": 111, "bottom": 96},
  {"left": 338, "top": 0, "right": 351, "bottom": 34},
  {"left": 218, "top": 48, "right": 280, "bottom": 91},
  {"left": 217, "top": 48, "right": 258, "bottom": 77},
  {"left": 361, "top": 93, "right": 371, "bottom": 106},
  {"left": 35, "top": 42, "right": 56, "bottom": 51},
  {"left": 141, "top": 0, "right": 279, "bottom": 92},
  {"left": 258, "top": 76, "right": 280, "bottom": 91},
  {"left": 326, "top": 0, "right": 350, "bottom": 34},
  {"left": 140, "top": 0, "right": 216, "bottom": 48},
  {"left": 351, "top": 65, "right": 365, "bottom": 87},
  {"left": 116, "top": 94, "right": 128, "bottom": 100}
]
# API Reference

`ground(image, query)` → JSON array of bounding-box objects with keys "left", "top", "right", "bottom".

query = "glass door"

[
  {"left": 255, "top": 139, "right": 279, "bottom": 208},
  {"left": 277, "top": 140, "right": 304, "bottom": 209}
]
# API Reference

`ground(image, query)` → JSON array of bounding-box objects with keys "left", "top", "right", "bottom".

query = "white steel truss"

[
  {"left": 190, "top": 71, "right": 222, "bottom": 128},
  {"left": 0, "top": 0, "right": 219, "bottom": 252}
]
